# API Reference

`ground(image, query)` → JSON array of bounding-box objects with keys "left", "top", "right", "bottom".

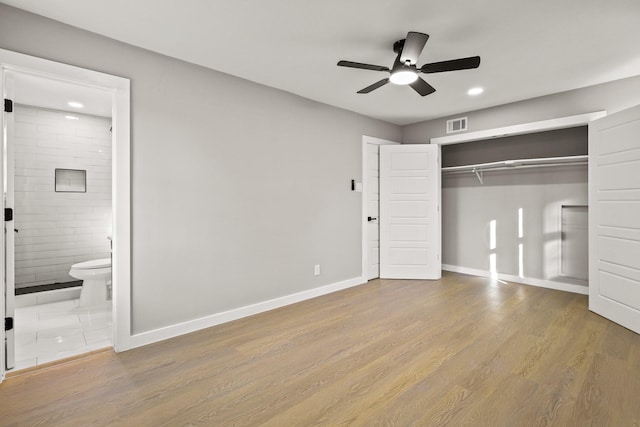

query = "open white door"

[
  {"left": 3, "top": 71, "right": 15, "bottom": 371},
  {"left": 380, "top": 144, "right": 441, "bottom": 279},
  {"left": 1, "top": 67, "right": 15, "bottom": 378},
  {"left": 589, "top": 105, "right": 640, "bottom": 334}
]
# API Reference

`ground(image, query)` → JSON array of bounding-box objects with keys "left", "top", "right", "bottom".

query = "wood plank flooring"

[{"left": 2, "top": 271, "right": 640, "bottom": 426}]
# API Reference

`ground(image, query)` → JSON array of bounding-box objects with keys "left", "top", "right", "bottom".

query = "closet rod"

[{"left": 441, "top": 155, "right": 588, "bottom": 174}]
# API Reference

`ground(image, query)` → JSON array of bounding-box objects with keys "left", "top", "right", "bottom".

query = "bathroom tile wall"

[{"left": 13, "top": 105, "right": 112, "bottom": 289}]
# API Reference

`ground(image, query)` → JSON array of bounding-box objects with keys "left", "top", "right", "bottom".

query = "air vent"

[{"left": 446, "top": 117, "right": 467, "bottom": 134}]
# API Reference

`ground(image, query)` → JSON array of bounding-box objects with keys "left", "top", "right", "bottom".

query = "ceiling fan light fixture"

[{"left": 389, "top": 70, "right": 418, "bottom": 85}]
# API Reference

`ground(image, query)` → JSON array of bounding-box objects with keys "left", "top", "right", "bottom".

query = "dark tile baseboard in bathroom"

[{"left": 15, "top": 281, "right": 82, "bottom": 295}]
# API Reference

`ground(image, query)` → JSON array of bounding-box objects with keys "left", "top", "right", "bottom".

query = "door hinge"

[
  {"left": 4, "top": 207, "right": 13, "bottom": 221},
  {"left": 4, "top": 317, "right": 13, "bottom": 331},
  {"left": 4, "top": 98, "right": 13, "bottom": 113}
]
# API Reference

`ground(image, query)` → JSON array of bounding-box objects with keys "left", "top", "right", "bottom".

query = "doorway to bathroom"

[{"left": 1, "top": 49, "right": 131, "bottom": 379}]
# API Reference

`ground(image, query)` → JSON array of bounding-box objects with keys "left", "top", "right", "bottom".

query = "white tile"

[
  {"left": 84, "top": 326, "right": 112, "bottom": 344},
  {"left": 12, "top": 296, "right": 112, "bottom": 371},
  {"left": 36, "top": 299, "right": 77, "bottom": 312},
  {"left": 14, "top": 294, "right": 38, "bottom": 308},
  {"left": 15, "top": 332, "right": 37, "bottom": 347},
  {"left": 14, "top": 309, "right": 39, "bottom": 331},
  {"left": 79, "top": 312, "right": 112, "bottom": 331},
  {"left": 15, "top": 341, "right": 39, "bottom": 360},
  {"left": 37, "top": 330, "right": 86, "bottom": 353},
  {"left": 13, "top": 357, "right": 38, "bottom": 371},
  {"left": 85, "top": 340, "right": 112, "bottom": 353},
  {"left": 38, "top": 326, "right": 83, "bottom": 339},
  {"left": 35, "top": 289, "right": 81, "bottom": 305},
  {"left": 37, "top": 312, "right": 81, "bottom": 330}
]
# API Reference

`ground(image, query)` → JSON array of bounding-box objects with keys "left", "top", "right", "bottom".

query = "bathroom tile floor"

[{"left": 12, "top": 299, "right": 112, "bottom": 371}]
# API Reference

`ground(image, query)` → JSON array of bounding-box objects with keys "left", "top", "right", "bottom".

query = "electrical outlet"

[{"left": 314, "top": 264, "right": 321, "bottom": 276}]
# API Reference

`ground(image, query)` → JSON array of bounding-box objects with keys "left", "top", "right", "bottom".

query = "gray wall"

[
  {"left": 441, "top": 127, "right": 587, "bottom": 167},
  {"left": 0, "top": 5, "right": 401, "bottom": 333},
  {"left": 443, "top": 166, "right": 588, "bottom": 285}
]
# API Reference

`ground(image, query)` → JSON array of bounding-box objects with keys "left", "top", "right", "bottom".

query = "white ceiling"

[
  {"left": 3, "top": 0, "right": 640, "bottom": 125},
  {"left": 10, "top": 72, "right": 112, "bottom": 117}
]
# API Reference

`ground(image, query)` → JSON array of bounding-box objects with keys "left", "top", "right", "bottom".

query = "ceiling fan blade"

[
  {"left": 400, "top": 32, "right": 429, "bottom": 65},
  {"left": 409, "top": 77, "right": 436, "bottom": 97},
  {"left": 420, "top": 56, "right": 481, "bottom": 73},
  {"left": 337, "top": 60, "right": 390, "bottom": 72},
  {"left": 357, "top": 78, "right": 390, "bottom": 94}
]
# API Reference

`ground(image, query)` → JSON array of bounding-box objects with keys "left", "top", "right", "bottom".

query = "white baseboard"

[
  {"left": 442, "top": 264, "right": 589, "bottom": 295},
  {"left": 127, "top": 276, "right": 367, "bottom": 350},
  {"left": 15, "top": 287, "right": 82, "bottom": 308}
]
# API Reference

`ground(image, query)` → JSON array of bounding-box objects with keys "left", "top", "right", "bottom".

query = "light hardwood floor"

[{"left": 1, "top": 271, "right": 639, "bottom": 426}]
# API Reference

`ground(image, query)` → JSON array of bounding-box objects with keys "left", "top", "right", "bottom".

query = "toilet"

[{"left": 69, "top": 258, "right": 112, "bottom": 307}]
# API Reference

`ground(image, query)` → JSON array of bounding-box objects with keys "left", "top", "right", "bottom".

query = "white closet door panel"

[
  {"left": 391, "top": 177, "right": 430, "bottom": 194},
  {"left": 589, "top": 104, "right": 640, "bottom": 334},
  {"left": 599, "top": 163, "right": 640, "bottom": 190},
  {"left": 599, "top": 202, "right": 640, "bottom": 228},
  {"left": 390, "top": 248, "right": 429, "bottom": 265},
  {"left": 391, "top": 201, "right": 429, "bottom": 218},
  {"left": 595, "top": 119, "right": 640, "bottom": 154},
  {"left": 380, "top": 144, "right": 441, "bottom": 279},
  {"left": 390, "top": 224, "right": 429, "bottom": 241},
  {"left": 599, "top": 271, "right": 640, "bottom": 308},
  {"left": 598, "top": 236, "right": 640, "bottom": 268}
]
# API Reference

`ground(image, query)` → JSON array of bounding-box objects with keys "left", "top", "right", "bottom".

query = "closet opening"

[{"left": 433, "top": 112, "right": 605, "bottom": 295}]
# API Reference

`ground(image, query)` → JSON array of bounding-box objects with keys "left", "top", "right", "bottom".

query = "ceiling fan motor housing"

[{"left": 393, "top": 39, "right": 405, "bottom": 55}]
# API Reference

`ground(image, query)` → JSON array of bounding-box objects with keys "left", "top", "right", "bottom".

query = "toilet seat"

[{"left": 72, "top": 258, "right": 111, "bottom": 270}]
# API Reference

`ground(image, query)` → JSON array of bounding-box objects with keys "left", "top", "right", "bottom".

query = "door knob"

[{"left": 367, "top": 216, "right": 377, "bottom": 222}]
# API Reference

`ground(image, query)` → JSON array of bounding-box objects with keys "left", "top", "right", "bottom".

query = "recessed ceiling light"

[
  {"left": 67, "top": 101, "right": 84, "bottom": 108},
  {"left": 65, "top": 115, "right": 79, "bottom": 120},
  {"left": 467, "top": 87, "right": 484, "bottom": 96}
]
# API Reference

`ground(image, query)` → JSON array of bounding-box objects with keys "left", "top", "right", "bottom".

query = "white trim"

[
  {"left": 442, "top": 264, "right": 589, "bottom": 295},
  {"left": 431, "top": 111, "right": 607, "bottom": 145},
  {"left": 128, "top": 276, "right": 366, "bottom": 349},
  {"left": 1, "top": 66, "right": 6, "bottom": 381},
  {"left": 111, "top": 78, "right": 131, "bottom": 352},
  {"left": 0, "top": 49, "right": 132, "bottom": 366},
  {"left": 361, "top": 135, "right": 400, "bottom": 282}
]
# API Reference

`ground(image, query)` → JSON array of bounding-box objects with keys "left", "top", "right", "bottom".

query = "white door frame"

[
  {"left": 0, "top": 49, "right": 131, "bottom": 382},
  {"left": 361, "top": 135, "right": 399, "bottom": 281}
]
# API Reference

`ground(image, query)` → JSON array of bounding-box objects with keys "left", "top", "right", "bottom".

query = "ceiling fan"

[{"left": 337, "top": 31, "right": 481, "bottom": 96}]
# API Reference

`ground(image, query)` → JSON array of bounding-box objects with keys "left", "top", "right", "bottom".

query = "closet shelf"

[{"left": 441, "top": 155, "right": 588, "bottom": 184}]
